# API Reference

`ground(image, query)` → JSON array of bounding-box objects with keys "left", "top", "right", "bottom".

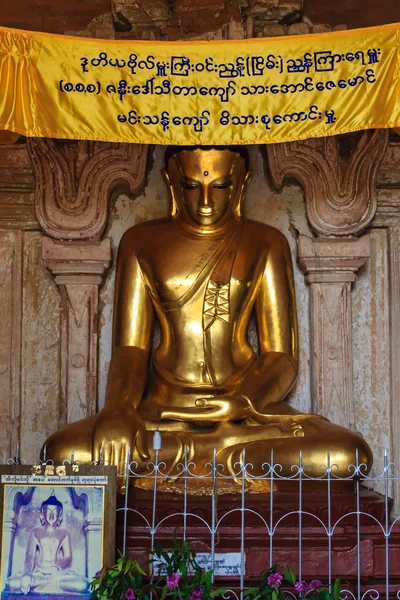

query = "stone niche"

[{"left": 1, "top": 130, "right": 400, "bottom": 513}]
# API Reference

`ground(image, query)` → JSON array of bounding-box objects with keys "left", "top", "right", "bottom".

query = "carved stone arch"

[
  {"left": 70, "top": 486, "right": 102, "bottom": 518},
  {"left": 5, "top": 486, "right": 35, "bottom": 514},
  {"left": 26, "top": 138, "right": 149, "bottom": 240},
  {"left": 267, "top": 129, "right": 388, "bottom": 237}
]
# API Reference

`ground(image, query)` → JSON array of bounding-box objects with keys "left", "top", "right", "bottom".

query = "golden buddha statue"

[{"left": 45, "top": 146, "right": 372, "bottom": 490}]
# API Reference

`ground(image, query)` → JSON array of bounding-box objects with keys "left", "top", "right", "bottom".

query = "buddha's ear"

[
  {"left": 161, "top": 168, "right": 179, "bottom": 217},
  {"left": 234, "top": 170, "right": 253, "bottom": 218}
]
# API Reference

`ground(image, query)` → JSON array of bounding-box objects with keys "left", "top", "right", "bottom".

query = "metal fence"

[
  {"left": 6, "top": 443, "right": 400, "bottom": 600},
  {"left": 113, "top": 445, "right": 400, "bottom": 600}
]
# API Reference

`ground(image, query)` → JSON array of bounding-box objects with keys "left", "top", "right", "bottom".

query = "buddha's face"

[
  {"left": 41, "top": 505, "right": 62, "bottom": 527},
  {"left": 167, "top": 149, "right": 247, "bottom": 228}
]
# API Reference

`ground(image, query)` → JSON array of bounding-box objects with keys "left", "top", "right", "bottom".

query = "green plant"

[
  {"left": 150, "top": 539, "right": 226, "bottom": 600},
  {"left": 245, "top": 565, "right": 341, "bottom": 600},
  {"left": 90, "top": 545, "right": 341, "bottom": 600},
  {"left": 90, "top": 553, "right": 151, "bottom": 600}
]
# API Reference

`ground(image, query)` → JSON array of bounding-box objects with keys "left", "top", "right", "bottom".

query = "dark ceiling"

[
  {"left": 0, "top": 0, "right": 399, "bottom": 34},
  {"left": 304, "top": 0, "right": 400, "bottom": 28},
  {"left": 0, "top": 0, "right": 110, "bottom": 34}
]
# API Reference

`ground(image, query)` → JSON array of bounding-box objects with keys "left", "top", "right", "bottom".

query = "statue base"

[{"left": 117, "top": 485, "right": 400, "bottom": 594}]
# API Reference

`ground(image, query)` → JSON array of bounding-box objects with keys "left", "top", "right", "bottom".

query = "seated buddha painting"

[{"left": 1, "top": 485, "right": 103, "bottom": 600}]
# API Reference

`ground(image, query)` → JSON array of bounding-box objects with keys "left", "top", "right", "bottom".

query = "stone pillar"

[
  {"left": 27, "top": 138, "right": 148, "bottom": 424},
  {"left": 298, "top": 235, "right": 370, "bottom": 427},
  {"left": 43, "top": 238, "right": 111, "bottom": 423}
]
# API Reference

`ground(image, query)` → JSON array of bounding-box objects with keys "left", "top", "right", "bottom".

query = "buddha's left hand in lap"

[
  {"left": 160, "top": 394, "right": 254, "bottom": 422},
  {"left": 160, "top": 395, "right": 302, "bottom": 430}
]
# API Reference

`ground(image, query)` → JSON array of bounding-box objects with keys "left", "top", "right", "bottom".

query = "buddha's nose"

[{"left": 197, "top": 186, "right": 215, "bottom": 215}]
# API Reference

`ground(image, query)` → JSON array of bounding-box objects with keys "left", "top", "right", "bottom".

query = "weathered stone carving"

[
  {"left": 43, "top": 237, "right": 111, "bottom": 423},
  {"left": 20, "top": 232, "right": 61, "bottom": 461},
  {"left": 27, "top": 138, "right": 148, "bottom": 240},
  {"left": 267, "top": 130, "right": 388, "bottom": 237},
  {"left": 0, "top": 143, "right": 62, "bottom": 463},
  {"left": 298, "top": 234, "right": 370, "bottom": 427}
]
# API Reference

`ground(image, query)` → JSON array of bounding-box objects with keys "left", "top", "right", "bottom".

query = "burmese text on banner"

[{"left": 0, "top": 23, "right": 400, "bottom": 145}]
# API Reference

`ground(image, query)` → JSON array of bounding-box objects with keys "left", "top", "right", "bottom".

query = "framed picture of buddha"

[{"left": 0, "top": 465, "right": 116, "bottom": 600}]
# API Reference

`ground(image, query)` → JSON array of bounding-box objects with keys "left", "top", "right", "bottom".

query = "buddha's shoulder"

[
  {"left": 119, "top": 218, "right": 176, "bottom": 247},
  {"left": 243, "top": 219, "right": 290, "bottom": 247}
]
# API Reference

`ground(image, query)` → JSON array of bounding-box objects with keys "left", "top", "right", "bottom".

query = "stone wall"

[{"left": 0, "top": 144, "right": 61, "bottom": 464}]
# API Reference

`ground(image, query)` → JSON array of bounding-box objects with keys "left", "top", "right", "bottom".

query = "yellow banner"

[{"left": 0, "top": 23, "right": 400, "bottom": 145}]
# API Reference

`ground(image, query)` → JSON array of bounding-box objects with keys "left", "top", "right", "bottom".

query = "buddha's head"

[
  {"left": 164, "top": 146, "right": 251, "bottom": 229},
  {"left": 40, "top": 493, "right": 63, "bottom": 528}
]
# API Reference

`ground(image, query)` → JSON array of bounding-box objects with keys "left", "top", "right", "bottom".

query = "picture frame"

[{"left": 0, "top": 464, "right": 116, "bottom": 600}]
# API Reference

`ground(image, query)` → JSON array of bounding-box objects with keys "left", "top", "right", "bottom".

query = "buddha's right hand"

[
  {"left": 92, "top": 406, "right": 150, "bottom": 469},
  {"left": 21, "top": 574, "right": 31, "bottom": 595}
]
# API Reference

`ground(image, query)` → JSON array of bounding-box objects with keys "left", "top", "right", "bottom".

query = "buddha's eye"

[
  {"left": 180, "top": 180, "right": 199, "bottom": 190},
  {"left": 213, "top": 180, "right": 232, "bottom": 189}
]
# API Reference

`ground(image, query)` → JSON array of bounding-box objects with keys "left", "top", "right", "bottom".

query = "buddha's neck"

[{"left": 175, "top": 214, "right": 241, "bottom": 238}]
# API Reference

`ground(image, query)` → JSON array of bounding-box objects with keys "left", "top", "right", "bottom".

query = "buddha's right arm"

[{"left": 104, "top": 232, "right": 154, "bottom": 410}]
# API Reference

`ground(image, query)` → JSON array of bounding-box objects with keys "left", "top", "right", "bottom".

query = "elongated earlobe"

[
  {"left": 234, "top": 170, "right": 253, "bottom": 218},
  {"left": 162, "top": 168, "right": 179, "bottom": 217}
]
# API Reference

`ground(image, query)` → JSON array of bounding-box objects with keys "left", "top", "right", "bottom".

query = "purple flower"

[
  {"left": 268, "top": 573, "right": 283, "bottom": 587},
  {"left": 95, "top": 568, "right": 106, "bottom": 579},
  {"left": 189, "top": 587, "right": 203, "bottom": 600},
  {"left": 166, "top": 573, "right": 181, "bottom": 590},
  {"left": 308, "top": 580, "right": 323, "bottom": 591},
  {"left": 295, "top": 581, "right": 308, "bottom": 595},
  {"left": 125, "top": 588, "right": 135, "bottom": 600}
]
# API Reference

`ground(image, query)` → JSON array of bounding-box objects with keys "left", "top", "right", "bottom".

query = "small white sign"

[
  {"left": 152, "top": 552, "right": 243, "bottom": 577},
  {"left": 1, "top": 475, "right": 108, "bottom": 484}
]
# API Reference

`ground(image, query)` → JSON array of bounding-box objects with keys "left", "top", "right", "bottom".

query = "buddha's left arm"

[{"left": 238, "top": 230, "right": 299, "bottom": 412}]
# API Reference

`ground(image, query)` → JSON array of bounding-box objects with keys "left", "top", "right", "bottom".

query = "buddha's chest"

[
  {"left": 139, "top": 236, "right": 263, "bottom": 309},
  {"left": 36, "top": 531, "right": 62, "bottom": 561}
]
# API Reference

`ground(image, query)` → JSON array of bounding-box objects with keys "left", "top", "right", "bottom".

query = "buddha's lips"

[{"left": 196, "top": 209, "right": 217, "bottom": 216}]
